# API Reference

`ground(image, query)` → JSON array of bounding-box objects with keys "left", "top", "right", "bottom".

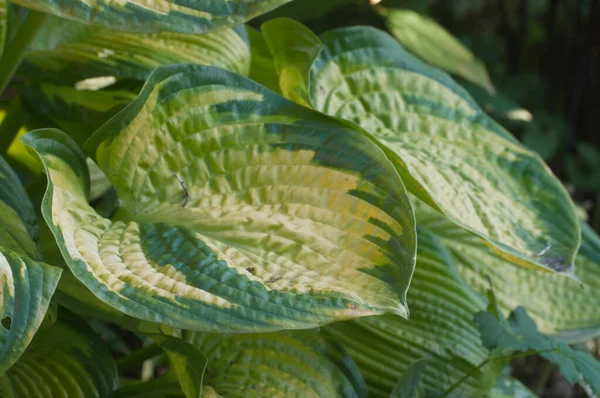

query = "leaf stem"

[
  {"left": 116, "top": 343, "right": 163, "bottom": 373},
  {"left": 0, "top": 11, "right": 49, "bottom": 96},
  {"left": 438, "top": 348, "right": 558, "bottom": 397}
]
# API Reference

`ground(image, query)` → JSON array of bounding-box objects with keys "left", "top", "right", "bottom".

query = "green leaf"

[
  {"left": 152, "top": 335, "right": 207, "bottom": 398},
  {"left": 246, "top": 27, "right": 280, "bottom": 93},
  {"left": 186, "top": 329, "right": 366, "bottom": 397},
  {"left": 325, "top": 228, "right": 504, "bottom": 397},
  {"left": 9, "top": 0, "right": 292, "bottom": 34},
  {"left": 473, "top": 312, "right": 527, "bottom": 352},
  {"left": 20, "top": 19, "right": 251, "bottom": 84},
  {"left": 381, "top": 8, "right": 494, "bottom": 93},
  {"left": 262, "top": 18, "right": 323, "bottom": 107},
  {"left": 308, "top": 25, "right": 580, "bottom": 273},
  {"left": 18, "top": 82, "right": 136, "bottom": 146},
  {"left": 0, "top": 156, "right": 62, "bottom": 375},
  {"left": 390, "top": 358, "right": 429, "bottom": 398},
  {"left": 25, "top": 64, "right": 417, "bottom": 332},
  {"left": 0, "top": 317, "right": 118, "bottom": 396},
  {"left": 460, "top": 80, "right": 532, "bottom": 125},
  {"left": 416, "top": 202, "right": 600, "bottom": 342},
  {"left": 475, "top": 306, "right": 600, "bottom": 394}
]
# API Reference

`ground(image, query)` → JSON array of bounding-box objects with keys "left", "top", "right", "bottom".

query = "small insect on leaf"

[{"left": 174, "top": 173, "right": 189, "bottom": 208}]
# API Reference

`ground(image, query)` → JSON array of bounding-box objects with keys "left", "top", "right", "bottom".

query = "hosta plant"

[{"left": 0, "top": 2, "right": 599, "bottom": 398}]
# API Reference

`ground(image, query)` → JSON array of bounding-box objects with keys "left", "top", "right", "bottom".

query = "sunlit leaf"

[
  {"left": 325, "top": 229, "right": 504, "bottom": 397},
  {"left": 10, "top": 0, "right": 292, "bottom": 34},
  {"left": 187, "top": 329, "right": 366, "bottom": 397},
  {"left": 0, "top": 156, "right": 61, "bottom": 375},
  {"left": 263, "top": 19, "right": 580, "bottom": 273},
  {"left": 0, "top": 316, "right": 118, "bottom": 396},
  {"left": 262, "top": 18, "right": 323, "bottom": 107},
  {"left": 25, "top": 64, "right": 416, "bottom": 333}
]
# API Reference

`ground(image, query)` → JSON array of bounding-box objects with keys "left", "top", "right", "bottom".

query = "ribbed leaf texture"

[
  {"left": 25, "top": 64, "right": 416, "bottom": 333},
  {"left": 325, "top": 229, "right": 503, "bottom": 397},
  {"left": 187, "top": 329, "right": 366, "bottom": 397},
  {"left": 263, "top": 20, "right": 581, "bottom": 273},
  {"left": 0, "top": 317, "right": 118, "bottom": 396},
  {"left": 416, "top": 202, "right": 600, "bottom": 342}
]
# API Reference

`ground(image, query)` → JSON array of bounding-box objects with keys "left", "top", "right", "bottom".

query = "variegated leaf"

[
  {"left": 263, "top": 20, "right": 580, "bottom": 273},
  {"left": 10, "top": 0, "right": 292, "bottom": 34},
  {"left": 18, "top": 82, "right": 136, "bottom": 145},
  {"left": 21, "top": 18, "right": 251, "bottom": 84},
  {"left": 0, "top": 156, "right": 61, "bottom": 375},
  {"left": 415, "top": 201, "right": 600, "bottom": 343},
  {"left": 187, "top": 329, "right": 366, "bottom": 397},
  {"left": 25, "top": 64, "right": 416, "bottom": 333},
  {"left": 0, "top": 317, "right": 118, "bottom": 396}
]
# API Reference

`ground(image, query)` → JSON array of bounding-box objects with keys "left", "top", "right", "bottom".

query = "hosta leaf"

[
  {"left": 186, "top": 329, "right": 366, "bottom": 397},
  {"left": 0, "top": 317, "right": 118, "bottom": 397},
  {"left": 381, "top": 8, "right": 494, "bottom": 93},
  {"left": 390, "top": 358, "right": 429, "bottom": 398},
  {"left": 0, "top": 156, "right": 61, "bottom": 375},
  {"left": 21, "top": 19, "right": 251, "bottom": 84},
  {"left": 325, "top": 229, "right": 504, "bottom": 397},
  {"left": 18, "top": 82, "right": 136, "bottom": 145},
  {"left": 55, "top": 271, "right": 163, "bottom": 334},
  {"left": 416, "top": 202, "right": 600, "bottom": 342},
  {"left": 475, "top": 307, "right": 600, "bottom": 394},
  {"left": 262, "top": 18, "right": 323, "bottom": 107},
  {"left": 26, "top": 64, "right": 416, "bottom": 332},
  {"left": 300, "top": 24, "right": 579, "bottom": 273},
  {"left": 9, "top": 0, "right": 292, "bottom": 34}
]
